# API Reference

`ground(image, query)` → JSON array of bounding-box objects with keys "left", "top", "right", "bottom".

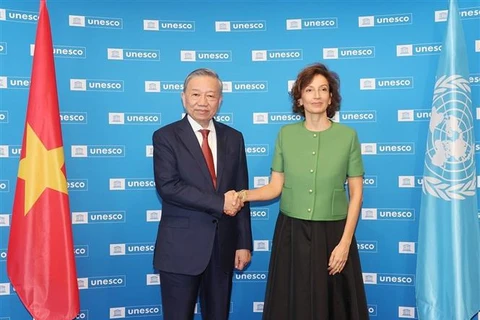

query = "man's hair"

[{"left": 183, "top": 68, "right": 223, "bottom": 94}]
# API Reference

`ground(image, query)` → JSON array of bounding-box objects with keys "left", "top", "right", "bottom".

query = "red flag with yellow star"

[{"left": 6, "top": 1, "right": 80, "bottom": 319}]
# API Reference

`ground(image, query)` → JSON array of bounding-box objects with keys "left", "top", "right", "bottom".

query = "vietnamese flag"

[{"left": 6, "top": 0, "right": 80, "bottom": 319}]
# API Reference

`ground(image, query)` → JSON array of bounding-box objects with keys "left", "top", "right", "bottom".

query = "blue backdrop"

[{"left": 0, "top": 0, "right": 479, "bottom": 319}]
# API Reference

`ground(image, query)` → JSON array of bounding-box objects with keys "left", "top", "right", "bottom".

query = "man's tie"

[{"left": 199, "top": 129, "right": 217, "bottom": 188}]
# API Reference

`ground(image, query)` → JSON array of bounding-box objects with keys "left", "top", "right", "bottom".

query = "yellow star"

[{"left": 18, "top": 123, "right": 68, "bottom": 215}]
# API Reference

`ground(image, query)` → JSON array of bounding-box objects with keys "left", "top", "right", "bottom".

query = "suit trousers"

[{"left": 160, "top": 229, "right": 233, "bottom": 320}]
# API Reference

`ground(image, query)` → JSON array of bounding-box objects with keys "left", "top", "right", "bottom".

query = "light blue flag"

[{"left": 416, "top": 0, "right": 480, "bottom": 319}]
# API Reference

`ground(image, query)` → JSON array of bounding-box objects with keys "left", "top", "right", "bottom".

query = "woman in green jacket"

[{"left": 238, "top": 63, "right": 369, "bottom": 320}]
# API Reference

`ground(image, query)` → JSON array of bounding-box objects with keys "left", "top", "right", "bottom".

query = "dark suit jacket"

[{"left": 152, "top": 116, "right": 253, "bottom": 275}]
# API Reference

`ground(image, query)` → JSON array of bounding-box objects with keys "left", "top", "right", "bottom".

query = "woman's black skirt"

[{"left": 262, "top": 212, "right": 369, "bottom": 320}]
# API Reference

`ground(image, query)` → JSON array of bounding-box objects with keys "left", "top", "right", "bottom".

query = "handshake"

[{"left": 223, "top": 190, "right": 248, "bottom": 216}]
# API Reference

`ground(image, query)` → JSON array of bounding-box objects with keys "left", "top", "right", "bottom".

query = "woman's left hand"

[{"left": 328, "top": 241, "right": 350, "bottom": 275}]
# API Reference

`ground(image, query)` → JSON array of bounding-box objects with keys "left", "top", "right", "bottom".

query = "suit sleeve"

[
  {"left": 235, "top": 134, "right": 253, "bottom": 251},
  {"left": 153, "top": 130, "right": 224, "bottom": 219}
]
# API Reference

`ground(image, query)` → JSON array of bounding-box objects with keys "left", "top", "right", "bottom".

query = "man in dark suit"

[{"left": 152, "top": 68, "right": 253, "bottom": 320}]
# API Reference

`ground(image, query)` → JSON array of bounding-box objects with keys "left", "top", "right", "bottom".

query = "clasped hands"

[{"left": 223, "top": 190, "right": 247, "bottom": 216}]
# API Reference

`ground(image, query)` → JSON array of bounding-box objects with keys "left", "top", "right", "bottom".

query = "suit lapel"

[
  {"left": 176, "top": 117, "right": 215, "bottom": 189},
  {"left": 215, "top": 121, "right": 226, "bottom": 190}
]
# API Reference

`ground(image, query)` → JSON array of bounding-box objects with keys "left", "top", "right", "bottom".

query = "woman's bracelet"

[{"left": 238, "top": 189, "right": 247, "bottom": 202}]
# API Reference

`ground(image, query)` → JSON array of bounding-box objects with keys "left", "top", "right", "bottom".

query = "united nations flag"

[{"left": 416, "top": 0, "right": 480, "bottom": 319}]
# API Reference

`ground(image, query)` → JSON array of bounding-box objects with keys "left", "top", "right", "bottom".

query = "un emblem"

[{"left": 423, "top": 75, "right": 475, "bottom": 201}]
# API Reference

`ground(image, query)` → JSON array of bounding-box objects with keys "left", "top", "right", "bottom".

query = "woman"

[{"left": 238, "top": 63, "right": 369, "bottom": 319}]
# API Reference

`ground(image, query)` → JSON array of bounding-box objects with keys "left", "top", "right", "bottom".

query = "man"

[{"left": 152, "top": 68, "right": 252, "bottom": 320}]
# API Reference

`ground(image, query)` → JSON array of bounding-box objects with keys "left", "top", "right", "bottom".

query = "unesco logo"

[
  {"left": 74, "top": 245, "right": 89, "bottom": 257},
  {"left": 0, "top": 249, "right": 6, "bottom": 261},
  {"left": 286, "top": 17, "right": 337, "bottom": 30},
  {"left": 77, "top": 276, "right": 126, "bottom": 290},
  {"left": 69, "top": 15, "right": 123, "bottom": 28},
  {"left": 435, "top": 8, "right": 480, "bottom": 22},
  {"left": 0, "top": 9, "right": 38, "bottom": 23},
  {"left": 361, "top": 142, "right": 415, "bottom": 155},
  {"left": 0, "top": 180, "right": 9, "bottom": 192},
  {"left": 368, "top": 305, "right": 377, "bottom": 316},
  {"left": 323, "top": 46, "right": 375, "bottom": 59},
  {"left": 144, "top": 81, "right": 161, "bottom": 92},
  {"left": 215, "top": 20, "right": 266, "bottom": 32},
  {"left": 75, "top": 310, "right": 89, "bottom": 320},
  {"left": 397, "top": 109, "right": 431, "bottom": 122},
  {"left": 144, "top": 81, "right": 184, "bottom": 92},
  {"left": 378, "top": 273, "right": 415, "bottom": 286},
  {"left": 60, "top": 112, "right": 87, "bottom": 124},
  {"left": 0, "top": 76, "right": 30, "bottom": 89},
  {"left": 109, "top": 178, "right": 155, "bottom": 190},
  {"left": 143, "top": 20, "right": 160, "bottom": 30},
  {"left": 146, "top": 210, "right": 162, "bottom": 222},
  {"left": 434, "top": 10, "right": 449, "bottom": 22},
  {"left": 398, "top": 176, "right": 423, "bottom": 188},
  {"left": 71, "top": 211, "right": 126, "bottom": 224},
  {"left": 245, "top": 144, "right": 269, "bottom": 156},
  {"left": 109, "top": 244, "right": 126, "bottom": 256},
  {"left": 362, "top": 273, "right": 377, "bottom": 284},
  {"left": 180, "top": 50, "right": 232, "bottom": 62},
  {"left": 110, "top": 243, "right": 154, "bottom": 256},
  {"left": 251, "top": 49, "right": 303, "bottom": 61},
  {"left": 253, "top": 112, "right": 302, "bottom": 124},
  {"left": 70, "top": 79, "right": 124, "bottom": 92},
  {"left": 71, "top": 145, "right": 125, "bottom": 157},
  {"left": 476, "top": 142, "right": 480, "bottom": 154},
  {"left": 0, "top": 145, "right": 21, "bottom": 158},
  {"left": 0, "top": 110, "right": 8, "bottom": 123},
  {"left": 367, "top": 304, "right": 377, "bottom": 317},
  {"left": 146, "top": 274, "right": 160, "bottom": 285},
  {"left": 470, "top": 74, "right": 480, "bottom": 86},
  {"left": 357, "top": 241, "right": 377, "bottom": 253},
  {"left": 399, "top": 241, "right": 416, "bottom": 254},
  {"left": 67, "top": 179, "right": 88, "bottom": 191},
  {"left": 250, "top": 208, "right": 269, "bottom": 220},
  {"left": 361, "top": 208, "right": 415, "bottom": 221},
  {"left": 222, "top": 81, "right": 268, "bottom": 93},
  {"left": 233, "top": 271, "right": 268, "bottom": 282},
  {"left": 396, "top": 43, "right": 442, "bottom": 57},
  {"left": 398, "top": 306, "right": 416, "bottom": 318},
  {"left": 0, "top": 214, "right": 10, "bottom": 227},
  {"left": 213, "top": 113, "right": 233, "bottom": 125},
  {"left": 287, "top": 80, "right": 295, "bottom": 92},
  {"left": 336, "top": 111, "right": 376, "bottom": 123},
  {"left": 108, "top": 112, "right": 161, "bottom": 125},
  {"left": 253, "top": 176, "right": 269, "bottom": 188},
  {"left": 254, "top": 240, "right": 270, "bottom": 251},
  {"left": 109, "top": 179, "right": 126, "bottom": 190},
  {"left": 107, "top": 48, "right": 160, "bottom": 61},
  {"left": 476, "top": 40, "right": 480, "bottom": 52},
  {"left": 0, "top": 42, "right": 7, "bottom": 54},
  {"left": 358, "top": 13, "right": 412, "bottom": 27},
  {"left": 146, "top": 145, "right": 154, "bottom": 158},
  {"left": 362, "top": 175, "right": 377, "bottom": 188},
  {"left": 110, "top": 305, "right": 162, "bottom": 318},
  {"left": 360, "top": 77, "right": 414, "bottom": 90},
  {"left": 253, "top": 302, "right": 264, "bottom": 313},
  {"left": 0, "top": 283, "right": 11, "bottom": 295},
  {"left": 143, "top": 19, "right": 195, "bottom": 31},
  {"left": 109, "top": 307, "right": 126, "bottom": 319},
  {"left": 30, "top": 44, "right": 86, "bottom": 58}
]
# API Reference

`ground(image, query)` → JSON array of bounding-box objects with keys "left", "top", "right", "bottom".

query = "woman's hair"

[{"left": 290, "top": 63, "right": 341, "bottom": 119}]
